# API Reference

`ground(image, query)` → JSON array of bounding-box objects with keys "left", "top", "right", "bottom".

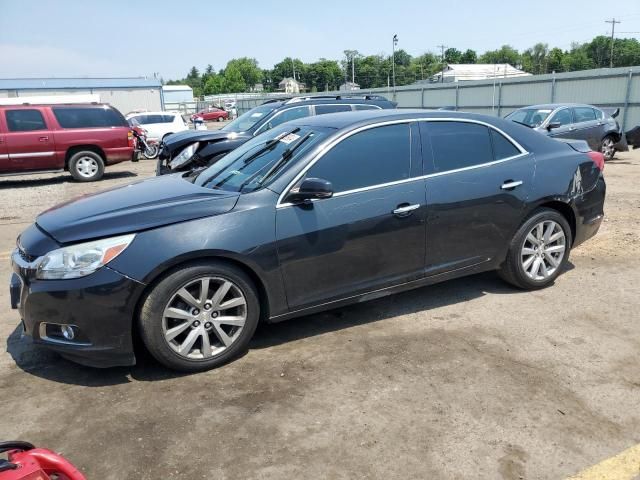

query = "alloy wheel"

[
  {"left": 520, "top": 220, "right": 566, "bottom": 281},
  {"left": 601, "top": 137, "right": 615, "bottom": 160},
  {"left": 162, "top": 276, "right": 247, "bottom": 359},
  {"left": 76, "top": 156, "right": 99, "bottom": 178}
]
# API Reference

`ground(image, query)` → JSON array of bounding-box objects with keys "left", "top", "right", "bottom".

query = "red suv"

[{"left": 0, "top": 103, "right": 135, "bottom": 182}]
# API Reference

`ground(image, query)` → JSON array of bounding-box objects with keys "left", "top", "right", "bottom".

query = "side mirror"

[
  {"left": 286, "top": 177, "right": 333, "bottom": 203},
  {"left": 547, "top": 122, "right": 561, "bottom": 131}
]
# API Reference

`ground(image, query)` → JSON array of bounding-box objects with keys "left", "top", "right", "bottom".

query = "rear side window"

[
  {"left": 353, "top": 104, "right": 381, "bottom": 111},
  {"left": 306, "top": 124, "right": 411, "bottom": 193},
  {"left": 426, "top": 122, "right": 493, "bottom": 172},
  {"left": 162, "top": 114, "right": 176, "bottom": 123},
  {"left": 314, "top": 104, "right": 352, "bottom": 115},
  {"left": 490, "top": 129, "right": 521, "bottom": 160},
  {"left": 6, "top": 109, "right": 47, "bottom": 131},
  {"left": 572, "top": 107, "right": 596, "bottom": 123},
  {"left": 53, "top": 107, "right": 127, "bottom": 128}
]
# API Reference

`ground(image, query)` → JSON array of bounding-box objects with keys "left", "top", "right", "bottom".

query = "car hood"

[
  {"left": 163, "top": 129, "right": 249, "bottom": 153},
  {"left": 36, "top": 174, "right": 239, "bottom": 244}
]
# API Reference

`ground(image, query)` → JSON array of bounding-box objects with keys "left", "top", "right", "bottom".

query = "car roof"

[
  {"left": 517, "top": 103, "right": 600, "bottom": 110},
  {"left": 0, "top": 103, "right": 112, "bottom": 109},
  {"left": 265, "top": 96, "right": 395, "bottom": 110}
]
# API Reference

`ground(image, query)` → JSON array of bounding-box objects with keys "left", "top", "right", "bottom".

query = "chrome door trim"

[
  {"left": 277, "top": 117, "right": 529, "bottom": 208},
  {"left": 9, "top": 151, "right": 55, "bottom": 158}
]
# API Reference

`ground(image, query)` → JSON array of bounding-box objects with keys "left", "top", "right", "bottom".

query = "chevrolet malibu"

[{"left": 10, "top": 110, "right": 606, "bottom": 372}]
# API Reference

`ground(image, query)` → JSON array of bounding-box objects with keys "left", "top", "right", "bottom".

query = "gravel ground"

[{"left": 0, "top": 149, "right": 638, "bottom": 480}]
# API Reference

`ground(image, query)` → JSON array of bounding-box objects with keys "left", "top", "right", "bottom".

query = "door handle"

[
  {"left": 501, "top": 180, "right": 523, "bottom": 190},
  {"left": 393, "top": 204, "right": 420, "bottom": 217},
  {"left": 38, "top": 136, "right": 49, "bottom": 142}
]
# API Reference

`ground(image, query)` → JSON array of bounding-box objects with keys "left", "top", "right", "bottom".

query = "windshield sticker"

[
  {"left": 279, "top": 133, "right": 301, "bottom": 144},
  {"left": 250, "top": 112, "right": 264, "bottom": 118}
]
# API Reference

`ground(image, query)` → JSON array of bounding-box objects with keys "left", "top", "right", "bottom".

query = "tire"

[
  {"left": 143, "top": 144, "right": 159, "bottom": 159},
  {"left": 499, "top": 208, "right": 572, "bottom": 290},
  {"left": 139, "top": 261, "right": 260, "bottom": 372},
  {"left": 600, "top": 135, "right": 616, "bottom": 161},
  {"left": 68, "top": 151, "right": 105, "bottom": 182},
  {"left": 218, "top": 116, "right": 224, "bottom": 122}
]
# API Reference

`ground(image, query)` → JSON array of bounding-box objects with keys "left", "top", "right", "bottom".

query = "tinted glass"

[
  {"left": 263, "top": 106, "right": 311, "bottom": 131},
  {"left": 53, "top": 107, "right": 127, "bottom": 128},
  {"left": 506, "top": 108, "right": 552, "bottom": 127},
  {"left": 5, "top": 109, "right": 47, "bottom": 131},
  {"left": 306, "top": 124, "right": 411, "bottom": 193},
  {"left": 573, "top": 107, "right": 596, "bottom": 123},
  {"left": 162, "top": 114, "right": 176, "bottom": 123},
  {"left": 490, "top": 129, "right": 520, "bottom": 160},
  {"left": 427, "top": 122, "right": 493, "bottom": 172},
  {"left": 353, "top": 104, "right": 380, "bottom": 111},
  {"left": 550, "top": 109, "right": 572, "bottom": 126},
  {"left": 222, "top": 105, "right": 276, "bottom": 132},
  {"left": 314, "top": 104, "right": 352, "bottom": 115}
]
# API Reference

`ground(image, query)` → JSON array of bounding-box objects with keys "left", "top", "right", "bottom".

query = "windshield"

[
  {"left": 506, "top": 108, "right": 553, "bottom": 128},
  {"left": 193, "top": 125, "right": 328, "bottom": 193},
  {"left": 221, "top": 104, "right": 276, "bottom": 133}
]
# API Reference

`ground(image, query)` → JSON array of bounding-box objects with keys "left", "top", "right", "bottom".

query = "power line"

[{"left": 605, "top": 18, "right": 622, "bottom": 68}]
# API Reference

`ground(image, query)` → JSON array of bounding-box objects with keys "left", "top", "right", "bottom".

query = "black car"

[
  {"left": 505, "top": 103, "right": 627, "bottom": 160},
  {"left": 157, "top": 94, "right": 396, "bottom": 175},
  {"left": 10, "top": 110, "right": 606, "bottom": 372}
]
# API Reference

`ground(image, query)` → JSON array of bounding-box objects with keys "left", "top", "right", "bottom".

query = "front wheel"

[
  {"left": 143, "top": 144, "right": 159, "bottom": 159},
  {"left": 499, "top": 208, "right": 572, "bottom": 290},
  {"left": 139, "top": 262, "right": 260, "bottom": 372},
  {"left": 600, "top": 135, "right": 616, "bottom": 161}
]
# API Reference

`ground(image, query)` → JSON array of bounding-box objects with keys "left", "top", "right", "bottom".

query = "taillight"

[
  {"left": 587, "top": 151, "right": 605, "bottom": 171},
  {"left": 127, "top": 130, "right": 134, "bottom": 148}
]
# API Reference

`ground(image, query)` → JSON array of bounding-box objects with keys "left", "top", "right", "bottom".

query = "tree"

[
  {"left": 460, "top": 49, "right": 477, "bottom": 64},
  {"left": 222, "top": 65, "right": 246, "bottom": 93},
  {"left": 547, "top": 48, "right": 565, "bottom": 73},
  {"left": 444, "top": 47, "right": 462, "bottom": 64},
  {"left": 522, "top": 43, "right": 549, "bottom": 74},
  {"left": 225, "top": 57, "right": 261, "bottom": 90},
  {"left": 203, "top": 74, "right": 224, "bottom": 95},
  {"left": 479, "top": 45, "right": 520, "bottom": 66},
  {"left": 562, "top": 43, "right": 593, "bottom": 71},
  {"left": 272, "top": 57, "right": 305, "bottom": 83}
]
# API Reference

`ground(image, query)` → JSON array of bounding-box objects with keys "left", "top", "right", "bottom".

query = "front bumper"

[{"left": 10, "top": 250, "right": 145, "bottom": 368}]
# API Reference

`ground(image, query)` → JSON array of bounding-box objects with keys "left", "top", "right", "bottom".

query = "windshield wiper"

[
  {"left": 242, "top": 128, "right": 301, "bottom": 164},
  {"left": 510, "top": 120, "right": 533, "bottom": 128}
]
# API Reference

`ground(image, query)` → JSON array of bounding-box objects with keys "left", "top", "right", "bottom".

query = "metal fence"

[{"left": 219, "top": 66, "right": 640, "bottom": 132}]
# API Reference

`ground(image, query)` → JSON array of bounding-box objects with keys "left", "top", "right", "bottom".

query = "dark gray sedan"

[{"left": 505, "top": 103, "right": 627, "bottom": 160}]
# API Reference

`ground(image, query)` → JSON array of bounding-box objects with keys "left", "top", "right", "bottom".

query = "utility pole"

[
  {"left": 437, "top": 44, "right": 448, "bottom": 83},
  {"left": 352, "top": 54, "right": 355, "bottom": 84},
  {"left": 291, "top": 58, "right": 296, "bottom": 80},
  {"left": 392, "top": 34, "right": 398, "bottom": 96},
  {"left": 605, "top": 18, "right": 621, "bottom": 68}
]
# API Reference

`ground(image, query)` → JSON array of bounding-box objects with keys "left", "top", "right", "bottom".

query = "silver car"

[{"left": 505, "top": 103, "right": 627, "bottom": 160}]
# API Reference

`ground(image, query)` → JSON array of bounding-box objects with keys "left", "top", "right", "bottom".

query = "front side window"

[
  {"left": 193, "top": 125, "right": 328, "bottom": 193},
  {"left": 314, "top": 104, "right": 352, "bottom": 115},
  {"left": 305, "top": 123, "right": 411, "bottom": 193},
  {"left": 53, "top": 107, "right": 127, "bottom": 128},
  {"left": 256, "top": 106, "right": 311, "bottom": 134},
  {"left": 572, "top": 107, "right": 596, "bottom": 123},
  {"left": 222, "top": 104, "right": 276, "bottom": 133},
  {"left": 506, "top": 108, "right": 553, "bottom": 128},
  {"left": 549, "top": 109, "right": 572, "bottom": 127},
  {"left": 427, "top": 122, "right": 493, "bottom": 172},
  {"left": 5, "top": 109, "right": 47, "bottom": 131}
]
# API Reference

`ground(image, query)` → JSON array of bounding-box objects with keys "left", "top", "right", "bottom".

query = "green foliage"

[{"left": 166, "top": 35, "right": 640, "bottom": 98}]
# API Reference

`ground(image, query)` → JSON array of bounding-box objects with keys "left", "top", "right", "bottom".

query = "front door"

[
  {"left": 4, "top": 108, "right": 55, "bottom": 171},
  {"left": 420, "top": 121, "right": 535, "bottom": 274},
  {"left": 276, "top": 122, "right": 426, "bottom": 310}
]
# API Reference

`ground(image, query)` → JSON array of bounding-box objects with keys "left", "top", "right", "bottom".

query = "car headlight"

[
  {"left": 169, "top": 142, "right": 199, "bottom": 169},
  {"left": 36, "top": 234, "right": 136, "bottom": 280}
]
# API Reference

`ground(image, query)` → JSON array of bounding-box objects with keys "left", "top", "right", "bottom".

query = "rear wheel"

[
  {"left": 142, "top": 144, "right": 159, "bottom": 159},
  {"left": 139, "top": 261, "right": 260, "bottom": 372},
  {"left": 499, "top": 208, "right": 572, "bottom": 290},
  {"left": 600, "top": 135, "right": 616, "bottom": 161},
  {"left": 68, "top": 151, "right": 104, "bottom": 182}
]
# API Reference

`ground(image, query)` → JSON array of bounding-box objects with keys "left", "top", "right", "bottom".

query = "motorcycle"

[
  {"left": 131, "top": 125, "right": 159, "bottom": 159},
  {"left": 0, "top": 441, "right": 86, "bottom": 480}
]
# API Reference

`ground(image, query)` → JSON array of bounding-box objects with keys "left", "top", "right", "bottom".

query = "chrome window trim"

[{"left": 276, "top": 117, "right": 529, "bottom": 208}]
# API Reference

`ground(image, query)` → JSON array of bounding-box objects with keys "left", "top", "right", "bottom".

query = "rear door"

[
  {"left": 568, "top": 107, "right": 600, "bottom": 149},
  {"left": 4, "top": 108, "right": 56, "bottom": 171},
  {"left": 421, "top": 120, "right": 534, "bottom": 274}
]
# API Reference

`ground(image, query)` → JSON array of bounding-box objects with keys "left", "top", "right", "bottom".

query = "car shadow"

[
  {"left": 5, "top": 267, "right": 574, "bottom": 387},
  {"left": 0, "top": 171, "right": 138, "bottom": 189}
]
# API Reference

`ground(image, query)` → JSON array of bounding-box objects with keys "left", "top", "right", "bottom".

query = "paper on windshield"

[{"left": 279, "top": 133, "right": 301, "bottom": 144}]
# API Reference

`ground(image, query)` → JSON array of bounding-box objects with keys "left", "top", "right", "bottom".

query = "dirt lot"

[{"left": 0, "top": 149, "right": 638, "bottom": 480}]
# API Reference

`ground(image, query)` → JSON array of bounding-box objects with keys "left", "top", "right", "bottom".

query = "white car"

[{"left": 126, "top": 111, "right": 188, "bottom": 140}]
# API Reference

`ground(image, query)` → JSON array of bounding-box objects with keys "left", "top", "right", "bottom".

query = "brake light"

[
  {"left": 127, "top": 130, "right": 134, "bottom": 148},
  {"left": 587, "top": 151, "right": 605, "bottom": 171}
]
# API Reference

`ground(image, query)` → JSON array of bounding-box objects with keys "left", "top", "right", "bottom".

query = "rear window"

[
  {"left": 53, "top": 107, "right": 127, "bottom": 128},
  {"left": 5, "top": 109, "right": 47, "bottom": 131}
]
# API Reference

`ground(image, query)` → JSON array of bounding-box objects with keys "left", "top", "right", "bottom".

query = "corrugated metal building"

[
  {"left": 162, "top": 85, "right": 194, "bottom": 104},
  {"left": 0, "top": 77, "right": 163, "bottom": 115}
]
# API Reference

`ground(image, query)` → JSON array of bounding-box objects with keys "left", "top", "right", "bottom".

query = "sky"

[{"left": 1, "top": 0, "right": 639, "bottom": 80}]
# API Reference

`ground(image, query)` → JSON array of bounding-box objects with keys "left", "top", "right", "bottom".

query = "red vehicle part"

[{"left": 0, "top": 442, "right": 85, "bottom": 480}]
